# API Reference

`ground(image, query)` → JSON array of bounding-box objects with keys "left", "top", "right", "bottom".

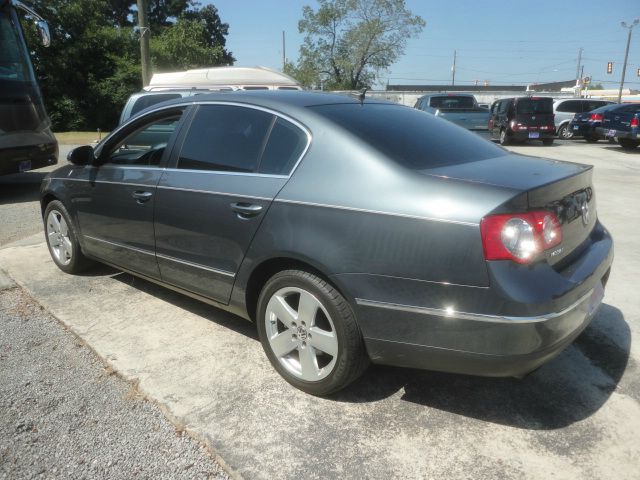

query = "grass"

[{"left": 54, "top": 131, "right": 110, "bottom": 145}]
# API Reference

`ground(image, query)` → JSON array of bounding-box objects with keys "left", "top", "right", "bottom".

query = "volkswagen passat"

[{"left": 40, "top": 91, "right": 613, "bottom": 395}]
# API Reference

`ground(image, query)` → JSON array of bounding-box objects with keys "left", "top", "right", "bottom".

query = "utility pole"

[
  {"left": 575, "top": 47, "right": 583, "bottom": 97},
  {"left": 282, "top": 31, "right": 286, "bottom": 71},
  {"left": 137, "top": 0, "right": 151, "bottom": 87},
  {"left": 579, "top": 65, "right": 584, "bottom": 97},
  {"left": 618, "top": 18, "right": 639, "bottom": 103},
  {"left": 451, "top": 50, "right": 456, "bottom": 86}
]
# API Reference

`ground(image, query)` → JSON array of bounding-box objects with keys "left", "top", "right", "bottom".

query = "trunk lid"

[{"left": 425, "top": 154, "right": 596, "bottom": 265}]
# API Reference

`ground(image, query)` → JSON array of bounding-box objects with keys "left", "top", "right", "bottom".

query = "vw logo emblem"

[{"left": 581, "top": 200, "right": 590, "bottom": 226}]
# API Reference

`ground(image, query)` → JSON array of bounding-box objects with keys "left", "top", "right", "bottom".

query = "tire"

[
  {"left": 499, "top": 128, "right": 510, "bottom": 146},
  {"left": 256, "top": 270, "right": 369, "bottom": 395},
  {"left": 618, "top": 138, "right": 639, "bottom": 150},
  {"left": 542, "top": 138, "right": 554, "bottom": 146},
  {"left": 557, "top": 124, "right": 574, "bottom": 140},
  {"left": 585, "top": 135, "right": 599, "bottom": 143},
  {"left": 44, "top": 200, "right": 93, "bottom": 274}
]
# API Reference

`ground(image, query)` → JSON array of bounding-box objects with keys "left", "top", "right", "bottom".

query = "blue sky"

[{"left": 206, "top": 0, "right": 640, "bottom": 89}]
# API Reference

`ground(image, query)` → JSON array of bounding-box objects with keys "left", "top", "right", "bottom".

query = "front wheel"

[
  {"left": 44, "top": 200, "right": 93, "bottom": 274},
  {"left": 256, "top": 270, "right": 369, "bottom": 395},
  {"left": 557, "top": 124, "right": 574, "bottom": 140}
]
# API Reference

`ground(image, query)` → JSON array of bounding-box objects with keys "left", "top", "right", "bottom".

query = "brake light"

[
  {"left": 631, "top": 117, "right": 639, "bottom": 127},
  {"left": 480, "top": 211, "right": 562, "bottom": 264},
  {"left": 590, "top": 113, "right": 603, "bottom": 121}
]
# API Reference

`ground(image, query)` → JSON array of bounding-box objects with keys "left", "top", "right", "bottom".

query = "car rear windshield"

[
  {"left": 516, "top": 98, "right": 553, "bottom": 114},
  {"left": 428, "top": 96, "right": 475, "bottom": 109},
  {"left": 311, "top": 103, "right": 506, "bottom": 169}
]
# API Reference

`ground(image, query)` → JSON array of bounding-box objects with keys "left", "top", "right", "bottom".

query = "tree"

[
  {"left": 287, "top": 0, "right": 424, "bottom": 90},
  {"left": 151, "top": 5, "right": 235, "bottom": 70}
]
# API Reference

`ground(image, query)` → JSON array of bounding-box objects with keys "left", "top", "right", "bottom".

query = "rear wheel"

[
  {"left": 542, "top": 138, "right": 554, "bottom": 146},
  {"left": 44, "top": 200, "right": 93, "bottom": 274},
  {"left": 557, "top": 124, "right": 574, "bottom": 140},
  {"left": 256, "top": 270, "right": 369, "bottom": 395},
  {"left": 618, "top": 138, "right": 639, "bottom": 150},
  {"left": 499, "top": 128, "right": 510, "bottom": 146}
]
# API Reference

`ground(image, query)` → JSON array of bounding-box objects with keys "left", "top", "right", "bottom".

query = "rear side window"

[
  {"left": 516, "top": 98, "right": 553, "bottom": 114},
  {"left": 178, "top": 105, "right": 274, "bottom": 172},
  {"left": 585, "top": 101, "right": 609, "bottom": 112},
  {"left": 312, "top": 103, "right": 506, "bottom": 170},
  {"left": 556, "top": 100, "right": 581, "bottom": 113},
  {"left": 130, "top": 94, "right": 182, "bottom": 116},
  {"left": 258, "top": 118, "right": 308, "bottom": 175}
]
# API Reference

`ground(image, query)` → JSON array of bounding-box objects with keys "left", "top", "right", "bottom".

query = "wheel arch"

[
  {"left": 40, "top": 192, "right": 59, "bottom": 217},
  {"left": 243, "top": 255, "right": 353, "bottom": 323}
]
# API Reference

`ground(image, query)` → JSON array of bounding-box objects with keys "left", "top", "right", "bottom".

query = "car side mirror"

[
  {"left": 67, "top": 145, "right": 95, "bottom": 166},
  {"left": 35, "top": 20, "right": 51, "bottom": 47}
]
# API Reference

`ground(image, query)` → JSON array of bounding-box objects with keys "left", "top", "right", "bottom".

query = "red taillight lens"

[
  {"left": 630, "top": 117, "right": 639, "bottom": 127},
  {"left": 480, "top": 211, "right": 562, "bottom": 264},
  {"left": 590, "top": 113, "right": 603, "bottom": 121}
]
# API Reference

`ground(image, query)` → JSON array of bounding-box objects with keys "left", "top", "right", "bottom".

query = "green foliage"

[
  {"left": 288, "top": 0, "right": 425, "bottom": 90},
  {"left": 21, "top": 0, "right": 232, "bottom": 131},
  {"left": 590, "top": 83, "right": 604, "bottom": 90}
]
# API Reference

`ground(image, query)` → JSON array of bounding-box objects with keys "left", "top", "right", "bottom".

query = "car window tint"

[
  {"left": 499, "top": 100, "right": 510, "bottom": 113},
  {"left": 429, "top": 96, "right": 475, "bottom": 109},
  {"left": 556, "top": 100, "right": 580, "bottom": 113},
  {"left": 312, "top": 103, "right": 506, "bottom": 170},
  {"left": 585, "top": 101, "right": 608, "bottom": 112},
  {"left": 258, "top": 118, "right": 308, "bottom": 175},
  {"left": 130, "top": 94, "right": 182, "bottom": 116},
  {"left": 516, "top": 98, "right": 553, "bottom": 114},
  {"left": 106, "top": 114, "right": 182, "bottom": 167},
  {"left": 178, "top": 105, "right": 274, "bottom": 172}
]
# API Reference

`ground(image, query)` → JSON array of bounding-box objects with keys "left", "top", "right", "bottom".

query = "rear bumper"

[
  {"left": 595, "top": 126, "right": 639, "bottom": 141},
  {"left": 0, "top": 139, "right": 58, "bottom": 176},
  {"left": 339, "top": 222, "right": 613, "bottom": 377},
  {"left": 511, "top": 130, "right": 555, "bottom": 141},
  {"left": 568, "top": 123, "right": 592, "bottom": 137}
]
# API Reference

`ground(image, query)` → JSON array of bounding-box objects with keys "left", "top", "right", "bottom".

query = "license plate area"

[
  {"left": 573, "top": 125, "right": 579, "bottom": 130},
  {"left": 607, "top": 129, "right": 617, "bottom": 137},
  {"left": 528, "top": 132, "right": 540, "bottom": 139}
]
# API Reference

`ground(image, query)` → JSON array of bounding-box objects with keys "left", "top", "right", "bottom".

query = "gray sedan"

[{"left": 40, "top": 91, "right": 613, "bottom": 395}]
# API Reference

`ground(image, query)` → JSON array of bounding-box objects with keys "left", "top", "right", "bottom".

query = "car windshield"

[
  {"left": 311, "top": 103, "right": 505, "bottom": 170},
  {"left": 516, "top": 98, "right": 553, "bottom": 114},
  {"left": 429, "top": 96, "right": 475, "bottom": 109}
]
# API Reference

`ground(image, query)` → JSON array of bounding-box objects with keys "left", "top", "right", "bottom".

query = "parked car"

[
  {"left": 595, "top": 103, "right": 640, "bottom": 150},
  {"left": 489, "top": 96, "right": 556, "bottom": 145},
  {"left": 119, "top": 89, "right": 216, "bottom": 125},
  {"left": 414, "top": 93, "right": 491, "bottom": 133},
  {"left": 569, "top": 103, "right": 622, "bottom": 143},
  {"left": 41, "top": 91, "right": 612, "bottom": 395},
  {"left": 553, "top": 99, "right": 614, "bottom": 139}
]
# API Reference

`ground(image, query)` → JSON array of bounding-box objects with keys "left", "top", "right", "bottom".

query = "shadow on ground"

[
  {"left": 603, "top": 146, "right": 640, "bottom": 154},
  {"left": 0, "top": 172, "right": 47, "bottom": 206},
  {"left": 105, "top": 269, "right": 631, "bottom": 431}
]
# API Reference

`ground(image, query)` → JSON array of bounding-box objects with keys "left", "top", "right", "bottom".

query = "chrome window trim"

[
  {"left": 162, "top": 167, "right": 288, "bottom": 179},
  {"left": 273, "top": 199, "right": 479, "bottom": 227},
  {"left": 157, "top": 185, "right": 272, "bottom": 202},
  {"left": 156, "top": 253, "right": 235, "bottom": 278},
  {"left": 84, "top": 235, "right": 155, "bottom": 257},
  {"left": 355, "top": 288, "right": 596, "bottom": 324},
  {"left": 50, "top": 177, "right": 155, "bottom": 189}
]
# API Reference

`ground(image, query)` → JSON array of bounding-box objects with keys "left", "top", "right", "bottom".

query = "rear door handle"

[
  {"left": 132, "top": 191, "right": 153, "bottom": 203},
  {"left": 230, "top": 202, "right": 263, "bottom": 218}
]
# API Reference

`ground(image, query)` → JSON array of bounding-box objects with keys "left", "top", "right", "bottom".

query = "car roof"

[{"left": 129, "top": 90, "right": 393, "bottom": 122}]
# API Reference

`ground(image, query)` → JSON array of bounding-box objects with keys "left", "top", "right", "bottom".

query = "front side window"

[
  {"left": 178, "top": 105, "right": 274, "bottom": 172},
  {"left": 104, "top": 112, "right": 183, "bottom": 167}
]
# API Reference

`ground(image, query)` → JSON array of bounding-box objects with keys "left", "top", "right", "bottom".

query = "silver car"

[{"left": 554, "top": 99, "right": 614, "bottom": 139}]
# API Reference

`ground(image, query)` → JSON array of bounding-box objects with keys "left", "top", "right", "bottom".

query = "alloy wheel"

[
  {"left": 46, "top": 210, "right": 73, "bottom": 266},
  {"left": 264, "top": 287, "right": 338, "bottom": 382}
]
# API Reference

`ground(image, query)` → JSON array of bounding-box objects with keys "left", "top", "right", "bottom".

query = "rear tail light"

[
  {"left": 480, "top": 211, "right": 562, "bottom": 264},
  {"left": 590, "top": 113, "right": 603, "bottom": 121},
  {"left": 630, "top": 117, "right": 639, "bottom": 127}
]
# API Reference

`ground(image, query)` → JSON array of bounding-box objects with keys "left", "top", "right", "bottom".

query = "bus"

[{"left": 0, "top": 0, "right": 57, "bottom": 176}]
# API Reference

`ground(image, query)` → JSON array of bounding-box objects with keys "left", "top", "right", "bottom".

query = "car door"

[
  {"left": 70, "top": 106, "right": 188, "bottom": 279},
  {"left": 154, "top": 103, "right": 310, "bottom": 304}
]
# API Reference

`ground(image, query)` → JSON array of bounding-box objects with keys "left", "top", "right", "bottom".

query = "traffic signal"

[
  {"left": 637, "top": 68, "right": 640, "bottom": 77},
  {"left": 607, "top": 62, "right": 613, "bottom": 74}
]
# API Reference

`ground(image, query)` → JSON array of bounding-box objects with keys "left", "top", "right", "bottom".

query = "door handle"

[
  {"left": 230, "top": 202, "right": 263, "bottom": 218},
  {"left": 132, "top": 191, "right": 153, "bottom": 203}
]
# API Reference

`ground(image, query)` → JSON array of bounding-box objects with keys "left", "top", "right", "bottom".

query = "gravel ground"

[{"left": 0, "top": 285, "right": 229, "bottom": 480}]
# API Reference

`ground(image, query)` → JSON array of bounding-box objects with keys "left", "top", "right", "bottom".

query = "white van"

[{"left": 144, "top": 66, "right": 303, "bottom": 92}]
